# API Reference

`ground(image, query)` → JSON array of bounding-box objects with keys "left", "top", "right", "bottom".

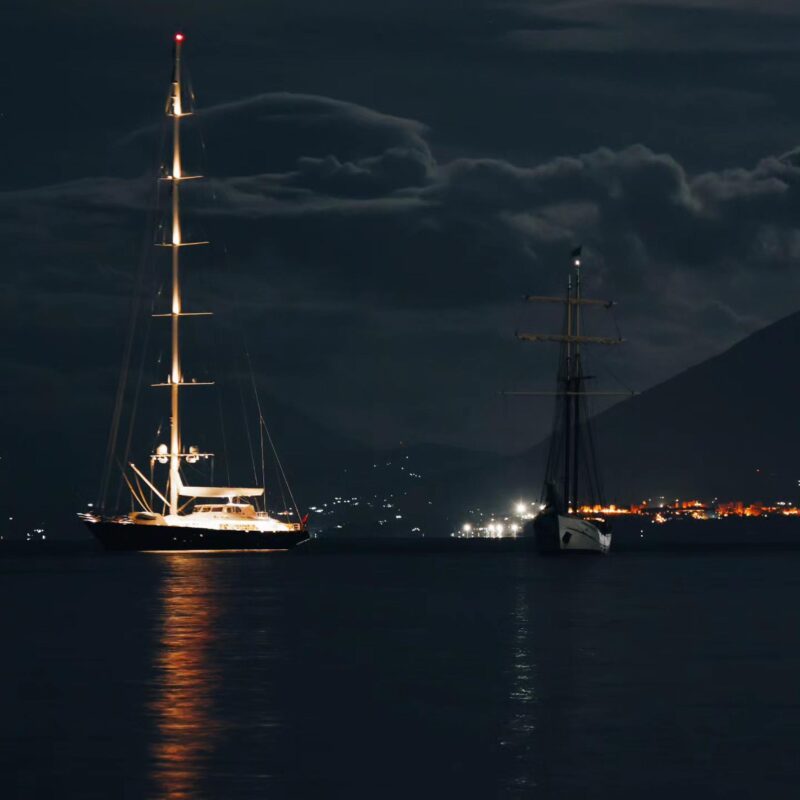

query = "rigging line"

[
  {"left": 591, "top": 318, "right": 636, "bottom": 396},
  {"left": 611, "top": 303, "right": 624, "bottom": 341},
  {"left": 194, "top": 103, "right": 262, "bottom": 505},
  {"left": 100, "top": 140, "right": 166, "bottom": 511},
  {"left": 146, "top": 417, "right": 165, "bottom": 505},
  {"left": 262, "top": 416, "right": 301, "bottom": 522},
  {"left": 191, "top": 75, "right": 218, "bottom": 245},
  {"left": 261, "top": 400, "right": 289, "bottom": 515},
  {"left": 192, "top": 98, "right": 255, "bottom": 496},
  {"left": 100, "top": 271, "right": 140, "bottom": 511},
  {"left": 115, "top": 256, "right": 161, "bottom": 510},
  {"left": 244, "top": 342, "right": 301, "bottom": 522},
  {"left": 147, "top": 417, "right": 165, "bottom": 505},
  {"left": 599, "top": 359, "right": 636, "bottom": 395},
  {"left": 194, "top": 97, "right": 297, "bottom": 519},
  {"left": 114, "top": 302, "right": 156, "bottom": 512},
  {"left": 542, "top": 395, "right": 562, "bottom": 504},
  {"left": 583, "top": 395, "right": 605, "bottom": 506},
  {"left": 215, "top": 385, "right": 232, "bottom": 486},
  {"left": 250, "top": 367, "right": 290, "bottom": 516},
  {"left": 98, "top": 84, "right": 164, "bottom": 509},
  {"left": 242, "top": 345, "right": 268, "bottom": 504},
  {"left": 272, "top": 426, "right": 290, "bottom": 517},
  {"left": 243, "top": 343, "right": 285, "bottom": 514},
  {"left": 577, "top": 390, "right": 597, "bottom": 506},
  {"left": 223, "top": 231, "right": 291, "bottom": 515},
  {"left": 110, "top": 122, "right": 169, "bottom": 511},
  {"left": 99, "top": 248, "right": 142, "bottom": 511},
  {"left": 115, "top": 108, "right": 169, "bottom": 486},
  {"left": 205, "top": 301, "right": 233, "bottom": 487},
  {"left": 259, "top": 406, "right": 268, "bottom": 507},
  {"left": 114, "top": 457, "right": 145, "bottom": 513},
  {"left": 541, "top": 303, "right": 570, "bottom": 505},
  {"left": 112, "top": 254, "right": 156, "bottom": 509},
  {"left": 236, "top": 351, "right": 261, "bottom": 489},
  {"left": 575, "top": 403, "right": 592, "bottom": 506}
]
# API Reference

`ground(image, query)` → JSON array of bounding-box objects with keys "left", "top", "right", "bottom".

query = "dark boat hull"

[
  {"left": 85, "top": 520, "right": 309, "bottom": 552},
  {"left": 530, "top": 512, "right": 560, "bottom": 554}
]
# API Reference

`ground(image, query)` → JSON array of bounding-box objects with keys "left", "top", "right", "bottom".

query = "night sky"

[{"left": 5, "top": 0, "right": 800, "bottom": 462}]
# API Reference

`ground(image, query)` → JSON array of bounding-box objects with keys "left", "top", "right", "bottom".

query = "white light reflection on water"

[{"left": 501, "top": 570, "right": 538, "bottom": 793}]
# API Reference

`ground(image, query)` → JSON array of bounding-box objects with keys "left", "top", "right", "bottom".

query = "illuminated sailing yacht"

[
  {"left": 515, "top": 247, "right": 628, "bottom": 554},
  {"left": 81, "top": 34, "right": 308, "bottom": 551}
]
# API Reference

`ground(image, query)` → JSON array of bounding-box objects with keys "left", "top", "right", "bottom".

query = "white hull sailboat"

[
  {"left": 81, "top": 34, "right": 308, "bottom": 551},
  {"left": 516, "top": 247, "right": 630, "bottom": 555},
  {"left": 531, "top": 509, "right": 612, "bottom": 555}
]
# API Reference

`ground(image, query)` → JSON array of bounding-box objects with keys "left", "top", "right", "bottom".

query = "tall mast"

[
  {"left": 563, "top": 270, "right": 573, "bottom": 510},
  {"left": 515, "top": 247, "right": 629, "bottom": 513},
  {"left": 571, "top": 251, "right": 582, "bottom": 511},
  {"left": 168, "top": 32, "right": 186, "bottom": 515}
]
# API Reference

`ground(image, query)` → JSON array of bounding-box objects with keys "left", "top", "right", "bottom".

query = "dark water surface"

[{"left": 2, "top": 549, "right": 800, "bottom": 799}]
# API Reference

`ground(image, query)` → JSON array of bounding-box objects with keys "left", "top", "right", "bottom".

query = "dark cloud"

[
  {"left": 503, "top": 2, "right": 800, "bottom": 53},
  {"left": 5, "top": 87, "right": 800, "bottom": 455}
]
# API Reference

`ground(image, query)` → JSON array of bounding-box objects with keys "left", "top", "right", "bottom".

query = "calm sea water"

[{"left": 2, "top": 547, "right": 800, "bottom": 799}]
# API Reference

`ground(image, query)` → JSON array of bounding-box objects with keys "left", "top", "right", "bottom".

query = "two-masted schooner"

[
  {"left": 516, "top": 247, "right": 628, "bottom": 554},
  {"left": 81, "top": 34, "right": 309, "bottom": 551}
]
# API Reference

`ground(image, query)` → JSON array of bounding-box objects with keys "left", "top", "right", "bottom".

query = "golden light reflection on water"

[{"left": 150, "top": 554, "right": 222, "bottom": 800}]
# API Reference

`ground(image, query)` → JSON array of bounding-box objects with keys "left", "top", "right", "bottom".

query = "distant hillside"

[
  {"left": 431, "top": 310, "right": 800, "bottom": 513},
  {"left": 0, "top": 384, "right": 501, "bottom": 539},
  {"left": 8, "top": 311, "right": 798, "bottom": 539},
  {"left": 0, "top": 392, "right": 368, "bottom": 539},
  {"left": 590, "top": 310, "right": 800, "bottom": 501}
]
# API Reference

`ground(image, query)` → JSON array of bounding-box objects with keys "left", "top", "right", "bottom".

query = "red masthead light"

[{"left": 175, "top": 33, "right": 185, "bottom": 42}]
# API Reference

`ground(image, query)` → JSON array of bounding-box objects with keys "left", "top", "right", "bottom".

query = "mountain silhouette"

[
  {"left": 6, "top": 311, "right": 798, "bottom": 539},
  {"left": 437, "top": 310, "right": 800, "bottom": 514}
]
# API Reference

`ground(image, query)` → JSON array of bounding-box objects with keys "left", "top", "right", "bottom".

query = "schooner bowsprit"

[{"left": 80, "top": 34, "right": 309, "bottom": 551}]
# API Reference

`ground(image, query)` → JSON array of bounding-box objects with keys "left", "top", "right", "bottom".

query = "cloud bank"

[{"left": 4, "top": 91, "right": 800, "bottom": 450}]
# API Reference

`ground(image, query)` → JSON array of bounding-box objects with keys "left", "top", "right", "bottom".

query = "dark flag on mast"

[{"left": 571, "top": 245, "right": 582, "bottom": 266}]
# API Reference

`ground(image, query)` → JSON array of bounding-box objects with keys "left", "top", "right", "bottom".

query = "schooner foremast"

[
  {"left": 159, "top": 32, "right": 211, "bottom": 515},
  {"left": 514, "top": 248, "right": 628, "bottom": 512}
]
